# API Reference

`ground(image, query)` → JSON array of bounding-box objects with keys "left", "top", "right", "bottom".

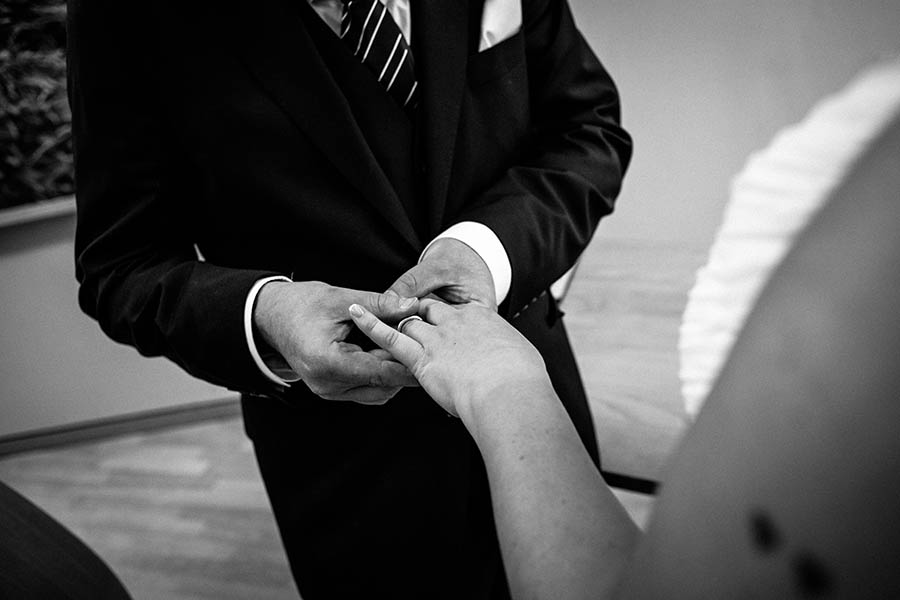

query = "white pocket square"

[{"left": 479, "top": 0, "right": 522, "bottom": 52}]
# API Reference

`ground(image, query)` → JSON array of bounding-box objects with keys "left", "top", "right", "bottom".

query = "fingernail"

[
  {"left": 349, "top": 304, "right": 364, "bottom": 318},
  {"left": 399, "top": 297, "right": 416, "bottom": 310}
]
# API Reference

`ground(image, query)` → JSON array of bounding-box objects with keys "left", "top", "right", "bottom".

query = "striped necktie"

[{"left": 340, "top": 0, "right": 419, "bottom": 112}]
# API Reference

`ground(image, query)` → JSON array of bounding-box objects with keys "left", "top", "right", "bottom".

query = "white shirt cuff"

[
  {"left": 244, "top": 276, "right": 301, "bottom": 387},
  {"left": 420, "top": 221, "right": 512, "bottom": 305}
]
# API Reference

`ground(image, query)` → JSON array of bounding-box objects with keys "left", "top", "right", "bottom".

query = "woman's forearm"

[
  {"left": 464, "top": 378, "right": 640, "bottom": 600},
  {"left": 348, "top": 301, "right": 640, "bottom": 597}
]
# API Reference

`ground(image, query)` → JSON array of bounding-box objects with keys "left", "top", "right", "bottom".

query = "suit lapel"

[
  {"left": 413, "top": 0, "right": 471, "bottom": 236},
  {"left": 220, "top": 0, "right": 421, "bottom": 250}
]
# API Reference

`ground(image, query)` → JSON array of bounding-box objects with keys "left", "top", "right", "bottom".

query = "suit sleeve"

[
  {"left": 457, "top": 0, "right": 632, "bottom": 316},
  {"left": 68, "top": 0, "right": 282, "bottom": 393}
]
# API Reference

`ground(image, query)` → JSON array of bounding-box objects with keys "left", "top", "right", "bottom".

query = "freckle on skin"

[
  {"left": 748, "top": 509, "right": 781, "bottom": 553},
  {"left": 792, "top": 552, "right": 834, "bottom": 596}
]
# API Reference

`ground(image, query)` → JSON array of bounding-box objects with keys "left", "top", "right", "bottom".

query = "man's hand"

[
  {"left": 253, "top": 281, "right": 420, "bottom": 404},
  {"left": 388, "top": 238, "right": 497, "bottom": 311}
]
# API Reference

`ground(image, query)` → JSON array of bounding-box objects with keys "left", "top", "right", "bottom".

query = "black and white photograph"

[{"left": 1, "top": 0, "right": 899, "bottom": 598}]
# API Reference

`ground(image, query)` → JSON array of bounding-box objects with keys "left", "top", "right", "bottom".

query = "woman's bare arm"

[
  {"left": 348, "top": 111, "right": 900, "bottom": 599},
  {"left": 620, "top": 112, "right": 900, "bottom": 598}
]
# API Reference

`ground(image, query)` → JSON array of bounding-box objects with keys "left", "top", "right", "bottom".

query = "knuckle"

[
  {"left": 369, "top": 372, "right": 386, "bottom": 388},
  {"left": 307, "top": 359, "right": 338, "bottom": 381},
  {"left": 397, "top": 271, "right": 419, "bottom": 294},
  {"left": 363, "top": 316, "right": 379, "bottom": 334},
  {"left": 304, "top": 357, "right": 325, "bottom": 378},
  {"left": 422, "top": 302, "right": 438, "bottom": 321},
  {"left": 376, "top": 293, "right": 392, "bottom": 314},
  {"left": 308, "top": 281, "right": 332, "bottom": 301},
  {"left": 363, "top": 293, "right": 379, "bottom": 312},
  {"left": 370, "top": 364, "right": 393, "bottom": 388},
  {"left": 362, "top": 292, "right": 380, "bottom": 312},
  {"left": 383, "top": 327, "right": 401, "bottom": 347},
  {"left": 371, "top": 364, "right": 401, "bottom": 389},
  {"left": 356, "top": 309, "right": 376, "bottom": 330}
]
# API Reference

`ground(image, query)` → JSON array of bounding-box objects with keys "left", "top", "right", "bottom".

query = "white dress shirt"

[{"left": 245, "top": 0, "right": 512, "bottom": 386}]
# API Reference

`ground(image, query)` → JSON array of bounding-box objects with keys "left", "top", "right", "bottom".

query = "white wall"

[
  {"left": 572, "top": 0, "right": 900, "bottom": 247},
  {"left": 0, "top": 213, "right": 230, "bottom": 438}
]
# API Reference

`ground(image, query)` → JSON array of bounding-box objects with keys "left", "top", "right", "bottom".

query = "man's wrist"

[
  {"left": 423, "top": 221, "right": 512, "bottom": 304},
  {"left": 246, "top": 277, "right": 299, "bottom": 386},
  {"left": 253, "top": 279, "right": 293, "bottom": 350}
]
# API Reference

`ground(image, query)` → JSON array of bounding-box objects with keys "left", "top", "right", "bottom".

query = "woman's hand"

[{"left": 348, "top": 298, "right": 550, "bottom": 421}]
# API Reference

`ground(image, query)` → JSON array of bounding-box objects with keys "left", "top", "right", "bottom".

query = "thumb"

[
  {"left": 359, "top": 290, "right": 419, "bottom": 322},
  {"left": 387, "top": 263, "right": 440, "bottom": 300}
]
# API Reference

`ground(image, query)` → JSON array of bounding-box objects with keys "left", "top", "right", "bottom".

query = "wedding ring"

[{"left": 397, "top": 315, "right": 423, "bottom": 333}]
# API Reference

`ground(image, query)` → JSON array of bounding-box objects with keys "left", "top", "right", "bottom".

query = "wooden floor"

[
  {"left": 0, "top": 235, "right": 708, "bottom": 599},
  {"left": 0, "top": 419, "right": 297, "bottom": 599}
]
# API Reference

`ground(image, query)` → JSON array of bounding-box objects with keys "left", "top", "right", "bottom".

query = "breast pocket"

[
  {"left": 467, "top": 30, "right": 526, "bottom": 89},
  {"left": 454, "top": 29, "right": 530, "bottom": 203}
]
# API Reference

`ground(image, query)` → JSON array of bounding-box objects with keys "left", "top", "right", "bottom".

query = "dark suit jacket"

[{"left": 68, "top": 0, "right": 631, "bottom": 597}]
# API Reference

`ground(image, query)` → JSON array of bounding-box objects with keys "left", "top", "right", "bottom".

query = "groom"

[{"left": 67, "top": 0, "right": 631, "bottom": 597}]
